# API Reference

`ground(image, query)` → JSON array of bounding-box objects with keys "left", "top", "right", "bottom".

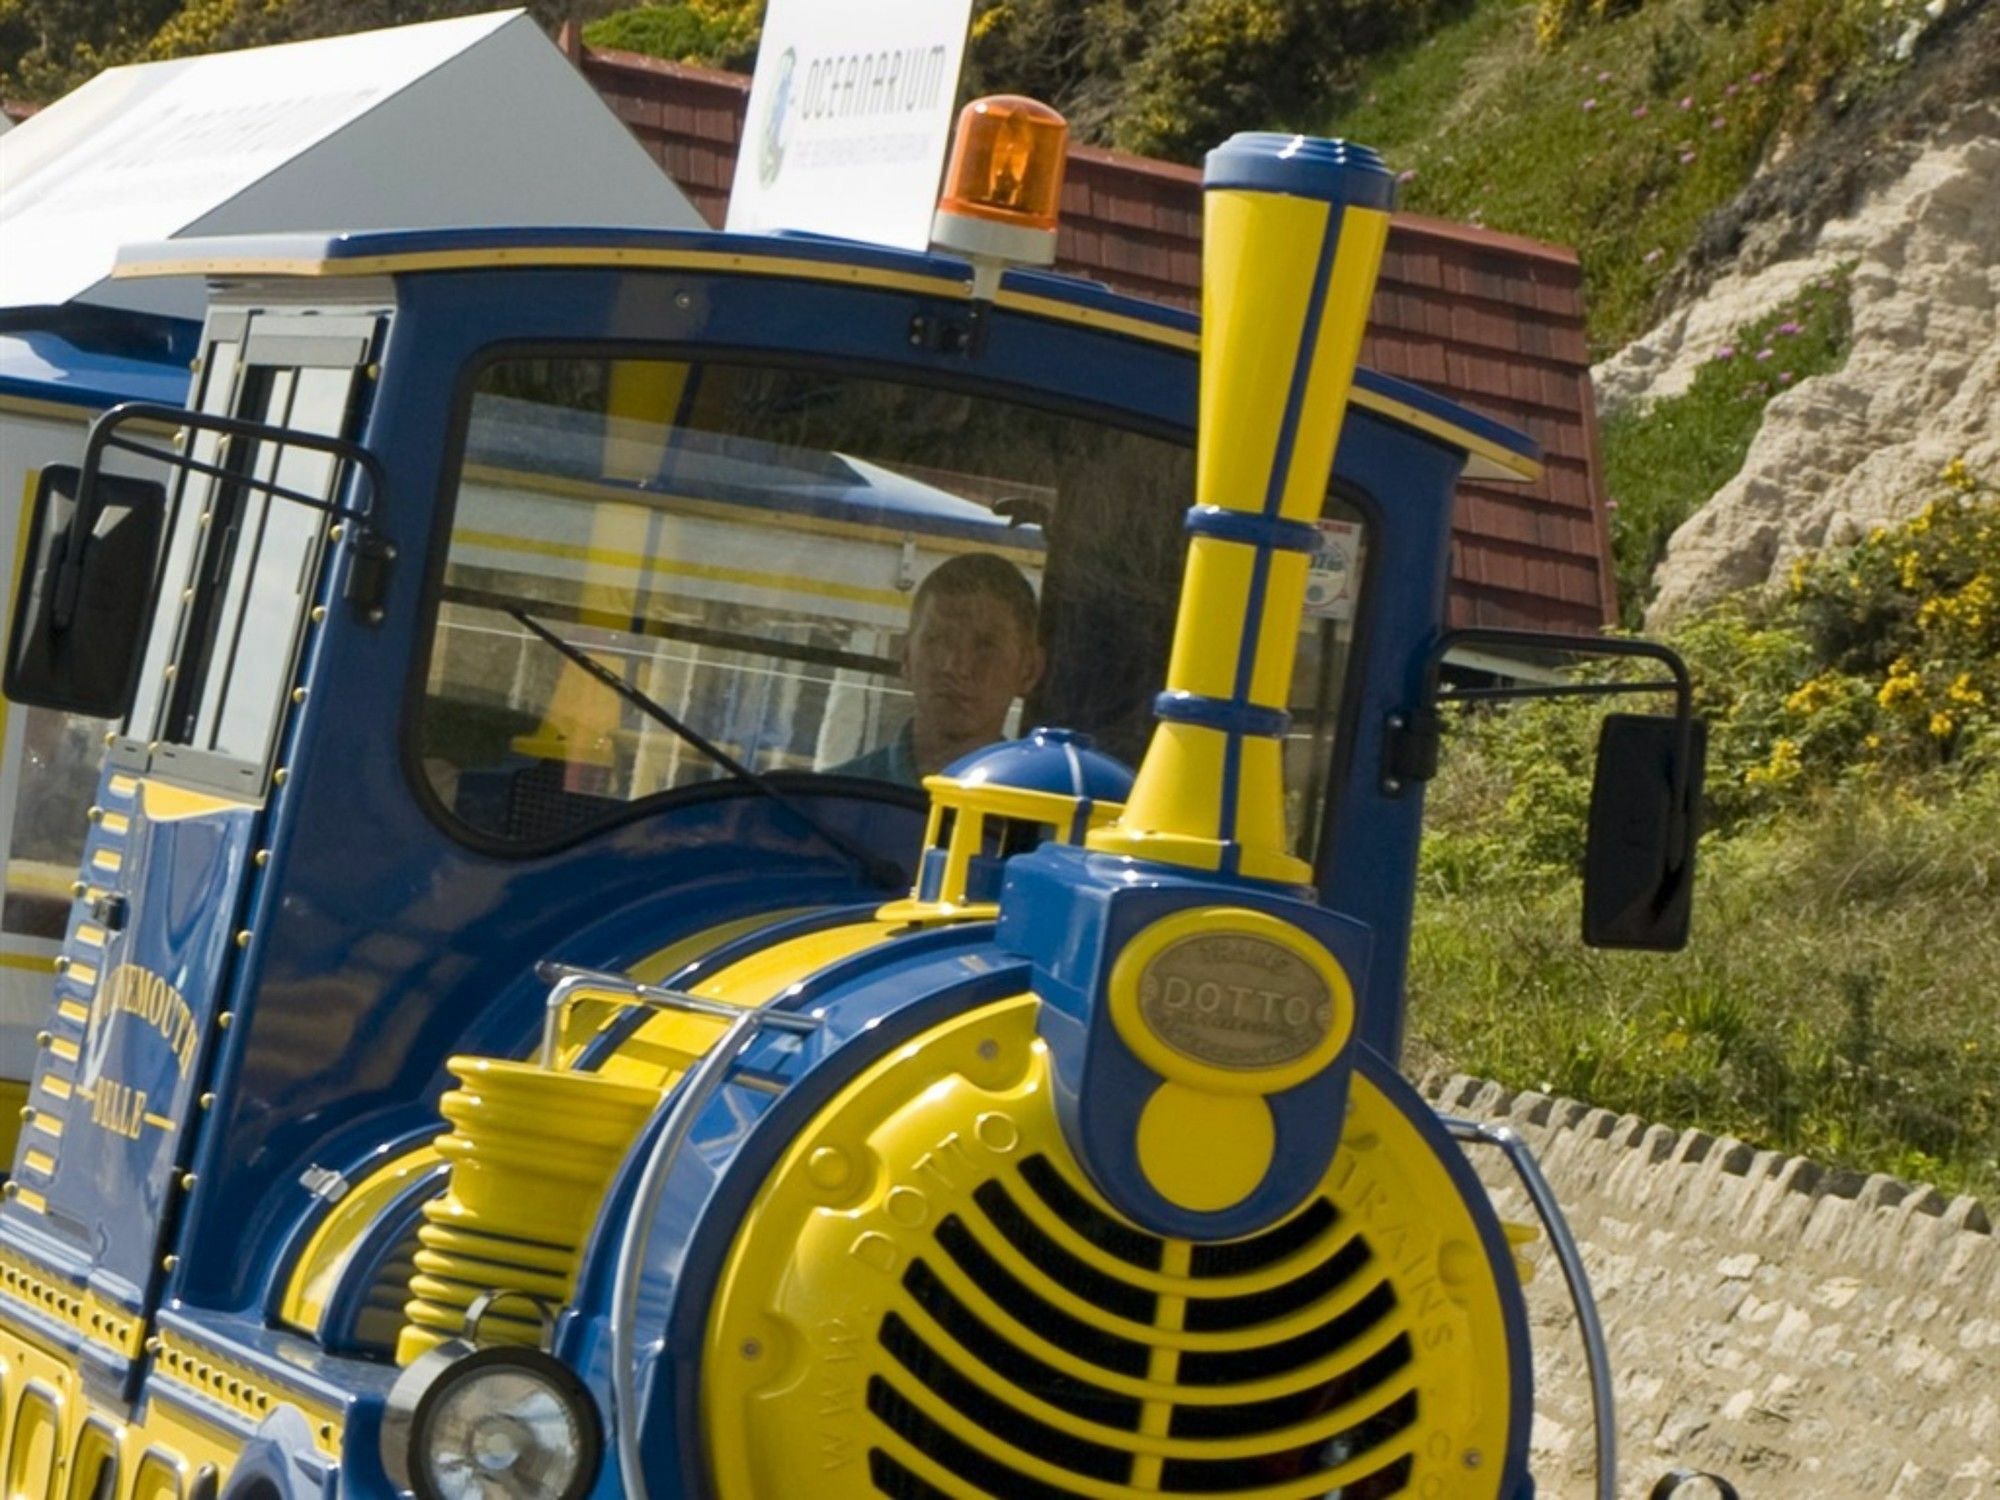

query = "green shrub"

[
  {"left": 583, "top": 1, "right": 760, "bottom": 70},
  {"left": 1429, "top": 467, "right": 1999, "bottom": 874},
  {"left": 1109, "top": 0, "right": 1473, "bottom": 156}
]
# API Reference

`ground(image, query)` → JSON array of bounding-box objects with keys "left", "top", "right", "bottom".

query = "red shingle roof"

[{"left": 574, "top": 37, "right": 1616, "bottom": 631}]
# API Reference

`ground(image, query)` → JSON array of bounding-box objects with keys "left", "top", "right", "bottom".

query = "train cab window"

[
  {"left": 122, "top": 314, "right": 373, "bottom": 794},
  {"left": 419, "top": 356, "right": 1368, "bottom": 857}
]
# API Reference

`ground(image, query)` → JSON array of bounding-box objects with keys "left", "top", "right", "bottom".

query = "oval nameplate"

[{"left": 1136, "top": 932, "right": 1333, "bottom": 1072}]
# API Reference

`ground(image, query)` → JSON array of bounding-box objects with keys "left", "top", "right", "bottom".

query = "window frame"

[
  {"left": 403, "top": 337, "right": 1378, "bottom": 868},
  {"left": 117, "top": 312, "right": 376, "bottom": 799}
]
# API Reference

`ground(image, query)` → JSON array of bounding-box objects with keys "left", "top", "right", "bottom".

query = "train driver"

[{"left": 835, "top": 552, "right": 1045, "bottom": 787}]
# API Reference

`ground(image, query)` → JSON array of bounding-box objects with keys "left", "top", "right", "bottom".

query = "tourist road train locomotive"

[{"left": 0, "top": 104, "right": 1707, "bottom": 1500}]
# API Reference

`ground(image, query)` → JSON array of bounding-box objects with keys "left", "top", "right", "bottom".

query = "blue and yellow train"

[{"left": 0, "top": 108, "right": 1705, "bottom": 1500}]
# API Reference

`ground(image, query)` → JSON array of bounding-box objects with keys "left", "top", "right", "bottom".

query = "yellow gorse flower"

[
  {"left": 1784, "top": 673, "right": 1842, "bottom": 716},
  {"left": 1946, "top": 673, "right": 1985, "bottom": 707},
  {"left": 1877, "top": 659, "right": 1923, "bottom": 710},
  {"left": 1744, "top": 737, "right": 1803, "bottom": 787}
]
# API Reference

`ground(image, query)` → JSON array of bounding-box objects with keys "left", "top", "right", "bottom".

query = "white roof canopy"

[{"left": 0, "top": 9, "right": 703, "bottom": 318}]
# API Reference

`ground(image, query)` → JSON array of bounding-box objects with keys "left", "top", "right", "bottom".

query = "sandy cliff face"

[{"left": 1597, "top": 102, "right": 1999, "bottom": 622}]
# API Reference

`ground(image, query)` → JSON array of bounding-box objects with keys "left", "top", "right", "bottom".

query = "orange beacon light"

[{"left": 931, "top": 95, "right": 1069, "bottom": 302}]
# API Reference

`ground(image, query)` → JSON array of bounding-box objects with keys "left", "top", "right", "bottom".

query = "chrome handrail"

[
  {"left": 535, "top": 960, "right": 820, "bottom": 1067},
  {"left": 1442, "top": 1114, "right": 1617, "bottom": 1500},
  {"left": 601, "top": 985, "right": 822, "bottom": 1500}
]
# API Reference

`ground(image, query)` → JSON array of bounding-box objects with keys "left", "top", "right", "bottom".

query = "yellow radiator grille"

[
  {"left": 704, "top": 997, "right": 1520, "bottom": 1500},
  {"left": 863, "top": 1155, "right": 1419, "bottom": 1497}
]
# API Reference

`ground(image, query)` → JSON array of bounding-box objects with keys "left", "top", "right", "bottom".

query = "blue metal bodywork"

[{"left": 0, "top": 225, "right": 1540, "bottom": 1496}]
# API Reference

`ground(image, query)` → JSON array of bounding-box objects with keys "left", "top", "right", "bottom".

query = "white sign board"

[
  {"left": 1304, "top": 519, "right": 1363, "bottom": 623},
  {"left": 727, "top": 0, "right": 974, "bottom": 251}
]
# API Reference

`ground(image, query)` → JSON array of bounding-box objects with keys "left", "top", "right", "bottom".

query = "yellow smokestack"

[{"left": 1089, "top": 135, "right": 1395, "bottom": 885}]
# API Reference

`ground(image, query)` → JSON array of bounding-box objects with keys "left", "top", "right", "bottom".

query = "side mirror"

[
  {"left": 5, "top": 464, "right": 166, "bottom": 718},
  {"left": 1583, "top": 712, "right": 1706, "bottom": 951}
]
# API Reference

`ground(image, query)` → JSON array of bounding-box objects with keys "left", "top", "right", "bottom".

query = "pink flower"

[
  {"left": 1725, "top": 82, "right": 1740, "bottom": 97},
  {"left": 1397, "top": 168, "right": 1418, "bottom": 184},
  {"left": 1711, "top": 115, "right": 1727, "bottom": 130},
  {"left": 1605, "top": 500, "right": 1621, "bottom": 512},
  {"left": 1582, "top": 97, "right": 1599, "bottom": 111},
  {"left": 1714, "top": 345, "right": 1736, "bottom": 360},
  {"left": 1679, "top": 149, "right": 1698, "bottom": 164},
  {"left": 1748, "top": 71, "right": 1766, "bottom": 84},
  {"left": 1754, "top": 347, "right": 1774, "bottom": 361},
  {"left": 1632, "top": 103, "right": 1650, "bottom": 119},
  {"left": 1776, "top": 320, "right": 1802, "bottom": 335},
  {"left": 1643, "top": 247, "right": 1664, "bottom": 264},
  {"left": 1678, "top": 96, "right": 1694, "bottom": 110},
  {"left": 1597, "top": 69, "right": 1613, "bottom": 82},
  {"left": 1778, "top": 371, "right": 1794, "bottom": 384}
]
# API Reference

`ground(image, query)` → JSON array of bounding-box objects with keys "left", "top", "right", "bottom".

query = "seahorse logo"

[{"left": 759, "top": 47, "right": 797, "bottom": 188}]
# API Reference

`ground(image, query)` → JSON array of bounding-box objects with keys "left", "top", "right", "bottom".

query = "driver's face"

[{"left": 904, "top": 589, "right": 1043, "bottom": 744}]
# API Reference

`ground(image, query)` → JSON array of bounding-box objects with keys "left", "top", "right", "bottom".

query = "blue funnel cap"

[
  {"left": 942, "top": 727, "right": 1136, "bottom": 805},
  {"left": 1203, "top": 133, "right": 1398, "bottom": 211}
]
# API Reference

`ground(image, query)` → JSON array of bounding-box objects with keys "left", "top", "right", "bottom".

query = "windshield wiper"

[{"left": 505, "top": 608, "right": 906, "bottom": 890}]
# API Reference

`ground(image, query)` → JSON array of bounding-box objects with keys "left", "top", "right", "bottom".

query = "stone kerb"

[{"left": 1421, "top": 1072, "right": 1999, "bottom": 1498}]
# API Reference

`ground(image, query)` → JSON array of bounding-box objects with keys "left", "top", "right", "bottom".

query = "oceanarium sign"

[{"left": 726, "top": 0, "right": 975, "bottom": 251}]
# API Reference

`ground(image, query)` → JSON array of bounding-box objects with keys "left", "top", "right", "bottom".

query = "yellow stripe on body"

[
  {"left": 113, "top": 245, "right": 966, "bottom": 299},
  {"left": 103, "top": 242, "right": 1536, "bottom": 479},
  {"left": 141, "top": 779, "right": 254, "bottom": 821}
]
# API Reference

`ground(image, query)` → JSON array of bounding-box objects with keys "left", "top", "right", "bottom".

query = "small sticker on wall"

[{"left": 1303, "top": 519, "right": 1361, "bottom": 622}]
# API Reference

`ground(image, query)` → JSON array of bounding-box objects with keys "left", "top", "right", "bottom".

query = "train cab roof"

[
  {"left": 0, "top": 309, "right": 197, "bottom": 412},
  {"left": 109, "top": 224, "right": 1543, "bottom": 485}
]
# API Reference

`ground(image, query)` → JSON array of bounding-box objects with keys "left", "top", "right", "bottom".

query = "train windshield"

[{"left": 417, "top": 355, "right": 1369, "bottom": 856}]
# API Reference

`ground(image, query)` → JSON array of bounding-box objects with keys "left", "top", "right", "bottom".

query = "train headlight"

[{"left": 382, "top": 1343, "right": 601, "bottom": 1500}]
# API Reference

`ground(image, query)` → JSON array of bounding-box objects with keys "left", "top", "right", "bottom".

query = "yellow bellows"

[{"left": 397, "top": 1056, "right": 656, "bottom": 1363}]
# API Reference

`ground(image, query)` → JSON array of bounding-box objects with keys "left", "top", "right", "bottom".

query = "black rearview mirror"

[
  {"left": 5, "top": 464, "right": 166, "bottom": 718},
  {"left": 1583, "top": 712, "right": 1706, "bottom": 951}
]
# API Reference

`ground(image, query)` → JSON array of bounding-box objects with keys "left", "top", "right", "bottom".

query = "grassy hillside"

[
  {"left": 1321, "top": 0, "right": 1946, "bottom": 350},
  {"left": 1414, "top": 470, "right": 2000, "bottom": 1199}
]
